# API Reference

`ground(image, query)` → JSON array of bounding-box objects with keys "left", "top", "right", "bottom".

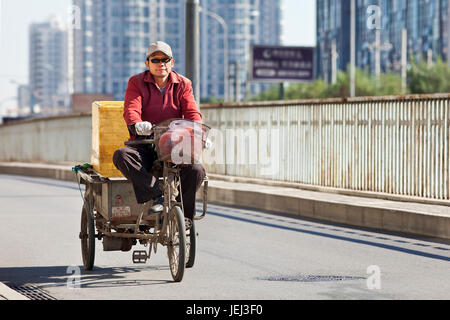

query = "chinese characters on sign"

[{"left": 251, "top": 45, "right": 314, "bottom": 82}]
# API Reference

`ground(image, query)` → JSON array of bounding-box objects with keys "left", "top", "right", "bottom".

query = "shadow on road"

[
  {"left": 0, "top": 265, "right": 172, "bottom": 290},
  {"left": 206, "top": 208, "right": 450, "bottom": 262}
]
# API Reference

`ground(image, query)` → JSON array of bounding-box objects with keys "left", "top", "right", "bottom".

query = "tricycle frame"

[{"left": 77, "top": 155, "right": 207, "bottom": 282}]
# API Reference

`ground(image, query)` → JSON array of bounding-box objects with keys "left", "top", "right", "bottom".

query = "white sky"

[{"left": 0, "top": 0, "right": 316, "bottom": 115}]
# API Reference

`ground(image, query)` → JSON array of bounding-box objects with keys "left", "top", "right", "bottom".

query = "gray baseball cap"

[{"left": 146, "top": 41, "right": 173, "bottom": 59}]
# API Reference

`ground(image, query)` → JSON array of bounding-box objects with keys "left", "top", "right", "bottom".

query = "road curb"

[
  {"left": 200, "top": 181, "right": 450, "bottom": 240},
  {"left": 0, "top": 162, "right": 77, "bottom": 182},
  {"left": 1, "top": 162, "right": 449, "bottom": 240}
]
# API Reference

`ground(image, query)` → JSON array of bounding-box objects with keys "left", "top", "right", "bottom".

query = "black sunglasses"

[{"left": 149, "top": 57, "right": 172, "bottom": 64}]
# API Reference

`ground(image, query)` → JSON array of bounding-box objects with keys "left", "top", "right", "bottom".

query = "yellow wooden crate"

[{"left": 91, "top": 101, "right": 129, "bottom": 177}]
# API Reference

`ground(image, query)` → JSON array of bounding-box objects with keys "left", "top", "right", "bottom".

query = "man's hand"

[{"left": 135, "top": 121, "right": 153, "bottom": 136}]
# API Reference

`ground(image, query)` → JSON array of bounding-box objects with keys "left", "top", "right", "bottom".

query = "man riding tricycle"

[{"left": 75, "top": 41, "right": 210, "bottom": 282}]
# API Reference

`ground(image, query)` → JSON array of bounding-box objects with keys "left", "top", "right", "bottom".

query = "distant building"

[
  {"left": 73, "top": 0, "right": 282, "bottom": 102},
  {"left": 73, "top": 0, "right": 161, "bottom": 101},
  {"left": 199, "top": 0, "right": 282, "bottom": 101},
  {"left": 29, "top": 16, "right": 70, "bottom": 113},
  {"left": 71, "top": 93, "right": 115, "bottom": 113},
  {"left": 315, "top": 0, "right": 351, "bottom": 82},
  {"left": 316, "top": 0, "right": 449, "bottom": 81},
  {"left": 17, "top": 85, "right": 31, "bottom": 111}
]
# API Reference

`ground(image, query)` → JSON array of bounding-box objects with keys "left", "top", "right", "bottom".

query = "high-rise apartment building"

[
  {"left": 199, "top": 0, "right": 282, "bottom": 101},
  {"left": 29, "top": 16, "right": 70, "bottom": 113},
  {"left": 316, "top": 0, "right": 449, "bottom": 81},
  {"left": 73, "top": 0, "right": 161, "bottom": 100},
  {"left": 73, "top": 0, "right": 282, "bottom": 101}
]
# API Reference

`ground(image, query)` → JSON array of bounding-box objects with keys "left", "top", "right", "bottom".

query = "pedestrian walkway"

[{"left": 204, "top": 174, "right": 450, "bottom": 240}]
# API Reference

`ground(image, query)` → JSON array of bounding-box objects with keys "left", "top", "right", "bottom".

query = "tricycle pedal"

[{"left": 132, "top": 250, "right": 148, "bottom": 263}]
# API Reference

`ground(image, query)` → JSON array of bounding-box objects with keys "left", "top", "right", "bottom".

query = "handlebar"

[{"left": 124, "top": 139, "right": 154, "bottom": 146}]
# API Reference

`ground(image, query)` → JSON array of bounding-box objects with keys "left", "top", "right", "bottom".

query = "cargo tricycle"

[{"left": 74, "top": 119, "right": 210, "bottom": 282}]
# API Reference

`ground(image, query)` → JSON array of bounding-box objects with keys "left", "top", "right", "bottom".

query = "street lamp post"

[
  {"left": 186, "top": 0, "right": 200, "bottom": 106},
  {"left": 350, "top": 0, "right": 356, "bottom": 97},
  {"left": 366, "top": 31, "right": 393, "bottom": 78},
  {"left": 401, "top": 28, "right": 407, "bottom": 94},
  {"left": 199, "top": 7, "right": 229, "bottom": 102}
]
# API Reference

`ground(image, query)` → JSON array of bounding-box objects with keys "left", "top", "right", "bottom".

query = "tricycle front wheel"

[
  {"left": 167, "top": 206, "right": 186, "bottom": 282},
  {"left": 80, "top": 203, "right": 95, "bottom": 271}
]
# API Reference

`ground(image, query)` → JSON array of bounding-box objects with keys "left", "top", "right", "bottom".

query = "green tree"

[
  {"left": 248, "top": 59, "right": 449, "bottom": 101},
  {"left": 407, "top": 56, "right": 450, "bottom": 94}
]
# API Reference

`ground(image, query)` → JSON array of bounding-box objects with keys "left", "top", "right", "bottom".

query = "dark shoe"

[
  {"left": 150, "top": 203, "right": 163, "bottom": 214},
  {"left": 148, "top": 195, "right": 164, "bottom": 215}
]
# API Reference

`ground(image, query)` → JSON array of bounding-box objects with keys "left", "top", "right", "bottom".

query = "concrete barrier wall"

[{"left": 0, "top": 114, "right": 91, "bottom": 164}]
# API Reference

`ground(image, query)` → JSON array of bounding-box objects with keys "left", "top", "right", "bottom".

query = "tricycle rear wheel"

[
  {"left": 80, "top": 203, "right": 95, "bottom": 271},
  {"left": 186, "top": 219, "right": 196, "bottom": 268}
]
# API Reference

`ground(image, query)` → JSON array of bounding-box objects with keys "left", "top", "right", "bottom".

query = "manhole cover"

[
  {"left": 258, "top": 275, "right": 365, "bottom": 282},
  {"left": 8, "top": 285, "right": 57, "bottom": 300}
]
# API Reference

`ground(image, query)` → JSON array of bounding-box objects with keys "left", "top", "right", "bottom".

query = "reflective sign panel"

[{"left": 251, "top": 45, "right": 314, "bottom": 82}]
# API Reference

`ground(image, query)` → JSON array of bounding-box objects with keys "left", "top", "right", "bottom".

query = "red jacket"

[{"left": 123, "top": 70, "right": 202, "bottom": 127}]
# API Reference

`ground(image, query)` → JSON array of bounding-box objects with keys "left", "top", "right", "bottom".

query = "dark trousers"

[{"left": 113, "top": 145, "right": 206, "bottom": 220}]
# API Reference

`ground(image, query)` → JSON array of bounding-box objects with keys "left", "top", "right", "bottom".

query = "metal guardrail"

[
  {"left": 201, "top": 94, "right": 450, "bottom": 200},
  {"left": 1, "top": 94, "right": 449, "bottom": 201}
]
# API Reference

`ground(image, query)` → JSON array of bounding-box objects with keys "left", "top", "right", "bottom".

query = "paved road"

[{"left": 0, "top": 174, "right": 449, "bottom": 300}]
